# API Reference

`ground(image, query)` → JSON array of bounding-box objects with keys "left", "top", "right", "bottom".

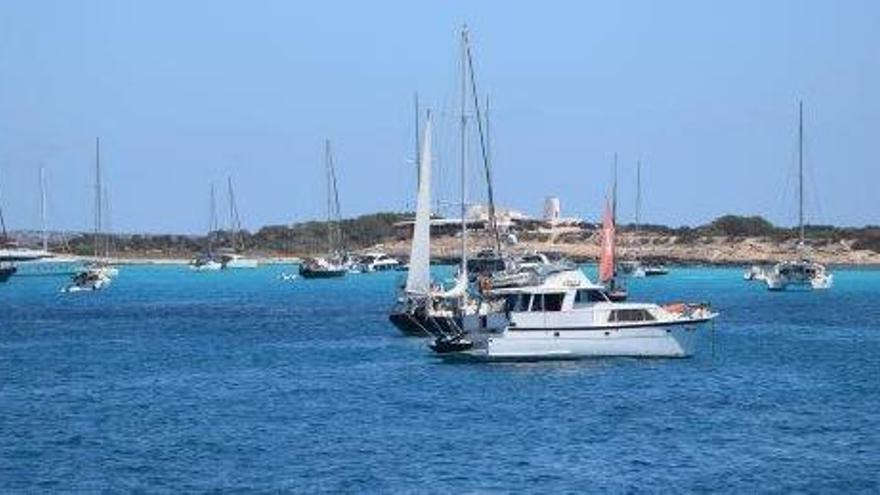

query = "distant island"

[{"left": 10, "top": 213, "right": 880, "bottom": 266}]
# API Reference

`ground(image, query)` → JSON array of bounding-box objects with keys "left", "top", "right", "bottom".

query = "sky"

[{"left": 0, "top": 1, "right": 878, "bottom": 234}]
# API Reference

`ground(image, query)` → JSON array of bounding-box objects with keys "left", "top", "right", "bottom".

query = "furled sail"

[
  {"left": 405, "top": 114, "right": 433, "bottom": 295},
  {"left": 599, "top": 197, "right": 615, "bottom": 284}
]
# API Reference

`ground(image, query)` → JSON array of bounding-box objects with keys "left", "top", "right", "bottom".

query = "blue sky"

[{"left": 0, "top": 1, "right": 877, "bottom": 233}]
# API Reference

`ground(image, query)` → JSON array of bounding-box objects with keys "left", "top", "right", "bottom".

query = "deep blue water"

[{"left": 1, "top": 265, "right": 878, "bottom": 492}]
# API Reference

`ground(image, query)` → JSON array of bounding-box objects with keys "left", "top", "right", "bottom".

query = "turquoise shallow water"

[{"left": 1, "top": 265, "right": 879, "bottom": 492}]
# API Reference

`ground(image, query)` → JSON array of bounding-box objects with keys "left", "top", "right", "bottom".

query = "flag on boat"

[{"left": 599, "top": 197, "right": 615, "bottom": 283}]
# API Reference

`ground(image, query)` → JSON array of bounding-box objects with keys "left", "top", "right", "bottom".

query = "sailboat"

[
  {"left": 388, "top": 112, "right": 437, "bottom": 335},
  {"left": 218, "top": 176, "right": 258, "bottom": 269},
  {"left": 300, "top": 140, "right": 348, "bottom": 279},
  {"left": 11, "top": 167, "right": 83, "bottom": 276},
  {"left": 764, "top": 101, "right": 832, "bottom": 291},
  {"left": 64, "top": 137, "right": 116, "bottom": 292},
  {"left": 190, "top": 183, "right": 223, "bottom": 271}
]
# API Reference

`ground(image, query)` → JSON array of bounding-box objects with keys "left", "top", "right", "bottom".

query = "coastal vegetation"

[{"left": 13, "top": 213, "right": 880, "bottom": 260}]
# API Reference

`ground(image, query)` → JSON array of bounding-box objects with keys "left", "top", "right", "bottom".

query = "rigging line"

[{"left": 464, "top": 30, "right": 502, "bottom": 255}]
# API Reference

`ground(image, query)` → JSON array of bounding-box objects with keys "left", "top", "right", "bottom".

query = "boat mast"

[
  {"left": 798, "top": 100, "right": 804, "bottom": 245},
  {"left": 464, "top": 29, "right": 502, "bottom": 254},
  {"left": 459, "top": 26, "right": 469, "bottom": 277},
  {"left": 208, "top": 182, "right": 216, "bottom": 255},
  {"left": 612, "top": 152, "right": 618, "bottom": 273},
  {"left": 40, "top": 166, "right": 48, "bottom": 251},
  {"left": 94, "top": 137, "right": 102, "bottom": 260},
  {"left": 0, "top": 168, "right": 7, "bottom": 244},
  {"left": 635, "top": 159, "right": 641, "bottom": 240},
  {"left": 414, "top": 92, "right": 420, "bottom": 188},
  {"left": 227, "top": 176, "right": 236, "bottom": 251}
]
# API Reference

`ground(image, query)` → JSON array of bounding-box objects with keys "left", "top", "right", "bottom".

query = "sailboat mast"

[
  {"left": 635, "top": 160, "right": 641, "bottom": 236},
  {"left": 612, "top": 152, "right": 618, "bottom": 271},
  {"left": 0, "top": 168, "right": 7, "bottom": 243},
  {"left": 798, "top": 100, "right": 804, "bottom": 244},
  {"left": 40, "top": 166, "right": 48, "bottom": 251},
  {"left": 459, "top": 26, "right": 469, "bottom": 275},
  {"left": 94, "top": 137, "right": 102, "bottom": 259},
  {"left": 227, "top": 176, "right": 236, "bottom": 251},
  {"left": 208, "top": 183, "right": 216, "bottom": 254},
  {"left": 464, "top": 33, "right": 501, "bottom": 254},
  {"left": 414, "top": 92, "right": 420, "bottom": 187}
]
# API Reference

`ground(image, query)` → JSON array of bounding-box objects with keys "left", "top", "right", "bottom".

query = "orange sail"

[{"left": 599, "top": 197, "right": 615, "bottom": 283}]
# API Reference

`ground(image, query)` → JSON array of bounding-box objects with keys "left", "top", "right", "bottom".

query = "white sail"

[
  {"left": 437, "top": 269, "right": 468, "bottom": 299},
  {"left": 405, "top": 114, "right": 433, "bottom": 295}
]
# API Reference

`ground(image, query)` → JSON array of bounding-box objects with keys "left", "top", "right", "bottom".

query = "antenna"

[
  {"left": 94, "top": 137, "right": 102, "bottom": 259},
  {"left": 459, "top": 25, "right": 469, "bottom": 275},
  {"left": 798, "top": 100, "right": 804, "bottom": 244},
  {"left": 40, "top": 166, "right": 48, "bottom": 251}
]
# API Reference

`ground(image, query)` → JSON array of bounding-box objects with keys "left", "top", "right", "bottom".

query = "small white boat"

[
  {"left": 618, "top": 260, "right": 646, "bottom": 278},
  {"left": 63, "top": 266, "right": 113, "bottom": 292},
  {"left": 189, "top": 254, "right": 223, "bottom": 271},
  {"left": 765, "top": 259, "right": 832, "bottom": 291},
  {"left": 743, "top": 265, "right": 768, "bottom": 281},
  {"left": 432, "top": 268, "right": 717, "bottom": 361},
  {"left": 220, "top": 252, "right": 258, "bottom": 269},
  {"left": 357, "top": 252, "right": 401, "bottom": 272}
]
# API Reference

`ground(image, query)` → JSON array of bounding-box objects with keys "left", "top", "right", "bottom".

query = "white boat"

[
  {"left": 219, "top": 177, "right": 258, "bottom": 269},
  {"left": 743, "top": 265, "right": 768, "bottom": 281},
  {"left": 220, "top": 252, "right": 259, "bottom": 269},
  {"left": 763, "top": 102, "right": 831, "bottom": 291},
  {"left": 190, "top": 183, "right": 224, "bottom": 271},
  {"left": 389, "top": 110, "right": 436, "bottom": 335},
  {"left": 357, "top": 252, "right": 401, "bottom": 272},
  {"left": 63, "top": 266, "right": 112, "bottom": 292},
  {"left": 432, "top": 268, "right": 717, "bottom": 360},
  {"left": 65, "top": 137, "right": 118, "bottom": 292},
  {"left": 618, "top": 260, "right": 646, "bottom": 278},
  {"left": 765, "top": 259, "right": 832, "bottom": 290},
  {"left": 301, "top": 140, "right": 349, "bottom": 280}
]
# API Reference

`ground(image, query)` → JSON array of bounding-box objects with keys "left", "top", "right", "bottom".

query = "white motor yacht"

[
  {"left": 358, "top": 252, "right": 401, "bottom": 272},
  {"left": 431, "top": 268, "right": 717, "bottom": 360}
]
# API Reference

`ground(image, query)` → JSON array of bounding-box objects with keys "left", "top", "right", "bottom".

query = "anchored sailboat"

[
  {"left": 218, "top": 176, "right": 258, "bottom": 269},
  {"left": 388, "top": 112, "right": 437, "bottom": 335},
  {"left": 300, "top": 140, "right": 349, "bottom": 279},
  {"left": 190, "top": 183, "right": 223, "bottom": 271},
  {"left": 64, "top": 137, "right": 117, "bottom": 292},
  {"left": 764, "top": 101, "right": 832, "bottom": 291}
]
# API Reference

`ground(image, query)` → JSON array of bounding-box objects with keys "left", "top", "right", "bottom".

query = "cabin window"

[
  {"left": 530, "top": 294, "right": 544, "bottom": 312},
  {"left": 506, "top": 294, "right": 531, "bottom": 312},
  {"left": 544, "top": 293, "right": 565, "bottom": 311},
  {"left": 575, "top": 289, "right": 607, "bottom": 305},
  {"left": 608, "top": 308, "right": 656, "bottom": 322}
]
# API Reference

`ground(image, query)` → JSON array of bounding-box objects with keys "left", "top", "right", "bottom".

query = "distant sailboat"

[
  {"left": 12, "top": 167, "right": 83, "bottom": 276},
  {"left": 764, "top": 101, "right": 832, "bottom": 291},
  {"left": 64, "top": 137, "right": 116, "bottom": 292},
  {"left": 190, "top": 183, "right": 223, "bottom": 271},
  {"left": 218, "top": 176, "right": 258, "bottom": 269},
  {"left": 300, "top": 140, "right": 348, "bottom": 279}
]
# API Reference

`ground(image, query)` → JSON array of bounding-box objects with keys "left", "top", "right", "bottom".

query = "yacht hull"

[
  {"left": 299, "top": 268, "right": 347, "bottom": 279},
  {"left": 440, "top": 323, "right": 706, "bottom": 361}
]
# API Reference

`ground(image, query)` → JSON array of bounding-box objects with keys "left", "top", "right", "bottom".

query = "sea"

[{"left": 1, "top": 265, "right": 878, "bottom": 492}]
